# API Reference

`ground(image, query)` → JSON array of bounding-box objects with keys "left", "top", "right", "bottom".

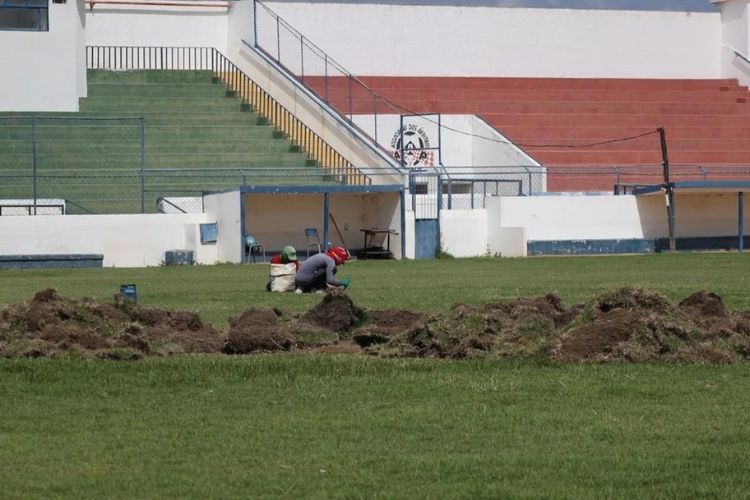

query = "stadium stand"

[
  {"left": 0, "top": 69, "right": 343, "bottom": 213},
  {"left": 303, "top": 75, "right": 750, "bottom": 191}
]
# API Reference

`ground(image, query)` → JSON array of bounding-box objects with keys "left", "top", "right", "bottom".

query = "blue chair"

[
  {"left": 304, "top": 228, "right": 322, "bottom": 258},
  {"left": 245, "top": 234, "right": 265, "bottom": 263}
]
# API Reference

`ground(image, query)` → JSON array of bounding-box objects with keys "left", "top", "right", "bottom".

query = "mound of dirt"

[
  {"left": 485, "top": 292, "right": 583, "bottom": 327},
  {"left": 596, "top": 286, "right": 674, "bottom": 314},
  {"left": 352, "top": 310, "right": 427, "bottom": 347},
  {"left": 0, "top": 288, "right": 223, "bottom": 359},
  {"left": 679, "top": 290, "right": 727, "bottom": 318},
  {"left": 223, "top": 308, "right": 296, "bottom": 354},
  {"left": 300, "top": 291, "right": 367, "bottom": 334},
  {"left": 5, "top": 286, "right": 750, "bottom": 364},
  {"left": 553, "top": 287, "right": 750, "bottom": 363},
  {"left": 371, "top": 293, "right": 578, "bottom": 359}
]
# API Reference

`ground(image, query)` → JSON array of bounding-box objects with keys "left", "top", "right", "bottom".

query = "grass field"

[
  {"left": 2, "top": 253, "right": 750, "bottom": 498},
  {"left": 2, "top": 253, "right": 750, "bottom": 328}
]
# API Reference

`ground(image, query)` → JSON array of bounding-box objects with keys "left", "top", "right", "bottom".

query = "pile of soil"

[
  {"left": 0, "top": 288, "right": 223, "bottom": 360},
  {"left": 223, "top": 308, "right": 296, "bottom": 354},
  {"left": 4, "top": 286, "right": 750, "bottom": 364},
  {"left": 300, "top": 291, "right": 367, "bottom": 335},
  {"left": 368, "top": 287, "right": 750, "bottom": 364}
]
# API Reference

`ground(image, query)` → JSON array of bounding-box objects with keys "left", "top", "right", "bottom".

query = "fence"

[{"left": 0, "top": 116, "right": 145, "bottom": 214}]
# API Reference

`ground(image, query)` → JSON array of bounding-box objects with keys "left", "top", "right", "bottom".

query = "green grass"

[
  {"left": 2, "top": 356, "right": 750, "bottom": 498},
  {"left": 3, "top": 254, "right": 750, "bottom": 498},
  {"left": 1, "top": 253, "right": 749, "bottom": 328}
]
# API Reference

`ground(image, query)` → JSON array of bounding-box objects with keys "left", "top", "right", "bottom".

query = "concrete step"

[
  {"left": 527, "top": 149, "right": 750, "bottom": 165},
  {"left": 0, "top": 125, "right": 283, "bottom": 141},
  {"left": 87, "top": 69, "right": 215, "bottom": 84},
  {"left": 0, "top": 139, "right": 295, "bottom": 154},
  {"left": 498, "top": 125, "right": 750, "bottom": 140},
  {"left": 323, "top": 99, "right": 750, "bottom": 115},
  {"left": 304, "top": 75, "right": 743, "bottom": 91},
  {"left": 0, "top": 111, "right": 261, "bottom": 126},
  {"left": 485, "top": 113, "right": 750, "bottom": 127},
  {"left": 509, "top": 137, "right": 750, "bottom": 152},
  {"left": 315, "top": 88, "right": 750, "bottom": 103},
  {"left": 0, "top": 152, "right": 315, "bottom": 168},
  {"left": 87, "top": 82, "right": 228, "bottom": 98},
  {"left": 79, "top": 97, "right": 246, "bottom": 113}
]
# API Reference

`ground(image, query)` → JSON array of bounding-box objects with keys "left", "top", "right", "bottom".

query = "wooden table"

[{"left": 360, "top": 229, "right": 398, "bottom": 259}]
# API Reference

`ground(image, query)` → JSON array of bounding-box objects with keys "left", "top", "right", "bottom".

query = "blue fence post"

[
  {"left": 740, "top": 192, "right": 745, "bottom": 253},
  {"left": 140, "top": 117, "right": 146, "bottom": 213},
  {"left": 31, "top": 117, "right": 37, "bottom": 215},
  {"left": 323, "top": 192, "right": 330, "bottom": 251}
]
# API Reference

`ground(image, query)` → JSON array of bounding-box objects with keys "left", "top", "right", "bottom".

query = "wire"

[{"left": 370, "top": 97, "right": 660, "bottom": 149}]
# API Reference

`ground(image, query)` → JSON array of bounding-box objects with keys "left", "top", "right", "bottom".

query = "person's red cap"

[{"left": 327, "top": 246, "right": 348, "bottom": 265}]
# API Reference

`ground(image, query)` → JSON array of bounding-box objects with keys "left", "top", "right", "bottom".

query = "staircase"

[
  {"left": 304, "top": 76, "right": 750, "bottom": 191},
  {"left": 0, "top": 69, "right": 335, "bottom": 213}
]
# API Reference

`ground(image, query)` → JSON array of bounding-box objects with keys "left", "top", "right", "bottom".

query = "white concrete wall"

[
  {"left": 404, "top": 210, "right": 415, "bottom": 259},
  {"left": 0, "top": 213, "right": 215, "bottom": 267},
  {"left": 204, "top": 190, "right": 242, "bottom": 263},
  {"left": 484, "top": 191, "right": 750, "bottom": 243},
  {"left": 493, "top": 195, "right": 648, "bottom": 241},
  {"left": 440, "top": 209, "right": 487, "bottom": 257},
  {"left": 351, "top": 113, "right": 539, "bottom": 169},
  {"left": 717, "top": 0, "right": 750, "bottom": 86},
  {"left": 261, "top": 2, "right": 721, "bottom": 78},
  {"left": 85, "top": 4, "right": 229, "bottom": 51},
  {"left": 0, "top": 0, "right": 86, "bottom": 111},
  {"left": 487, "top": 227, "right": 527, "bottom": 257}
]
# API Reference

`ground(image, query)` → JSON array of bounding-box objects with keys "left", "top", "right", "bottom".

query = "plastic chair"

[
  {"left": 304, "top": 227, "right": 322, "bottom": 258},
  {"left": 245, "top": 234, "right": 265, "bottom": 263}
]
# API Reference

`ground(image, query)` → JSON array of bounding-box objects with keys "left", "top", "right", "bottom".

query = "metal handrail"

[
  {"left": 724, "top": 44, "right": 750, "bottom": 66},
  {"left": 156, "top": 196, "right": 187, "bottom": 213},
  {"left": 86, "top": 0, "right": 230, "bottom": 9},
  {"left": 210, "top": 49, "right": 370, "bottom": 185},
  {"left": 244, "top": 40, "right": 405, "bottom": 176}
]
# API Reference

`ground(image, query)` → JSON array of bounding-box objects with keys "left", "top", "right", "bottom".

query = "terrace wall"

[
  {"left": 0, "top": 213, "right": 217, "bottom": 267},
  {"left": 262, "top": 2, "right": 721, "bottom": 78}
]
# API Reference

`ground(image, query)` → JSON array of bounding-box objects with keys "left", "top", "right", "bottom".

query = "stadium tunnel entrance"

[{"left": 203, "top": 184, "right": 406, "bottom": 263}]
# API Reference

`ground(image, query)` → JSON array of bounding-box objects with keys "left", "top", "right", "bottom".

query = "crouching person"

[
  {"left": 267, "top": 246, "right": 300, "bottom": 292},
  {"left": 295, "top": 246, "right": 351, "bottom": 294}
]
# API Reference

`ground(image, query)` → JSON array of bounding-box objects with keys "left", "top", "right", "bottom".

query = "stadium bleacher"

[
  {"left": 0, "top": 69, "right": 337, "bottom": 213},
  {"left": 304, "top": 76, "right": 750, "bottom": 191}
]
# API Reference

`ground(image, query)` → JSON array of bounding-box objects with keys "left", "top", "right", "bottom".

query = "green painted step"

[
  {"left": 0, "top": 125, "right": 282, "bottom": 141},
  {"left": 0, "top": 140, "right": 296, "bottom": 155},
  {"left": 0, "top": 154, "right": 315, "bottom": 168},
  {"left": 79, "top": 98, "right": 246, "bottom": 113},
  {"left": 87, "top": 69, "right": 215, "bottom": 84},
  {"left": 87, "top": 83, "right": 229, "bottom": 98}
]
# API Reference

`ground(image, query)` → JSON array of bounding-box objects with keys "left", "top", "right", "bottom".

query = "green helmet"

[{"left": 281, "top": 245, "right": 298, "bottom": 262}]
